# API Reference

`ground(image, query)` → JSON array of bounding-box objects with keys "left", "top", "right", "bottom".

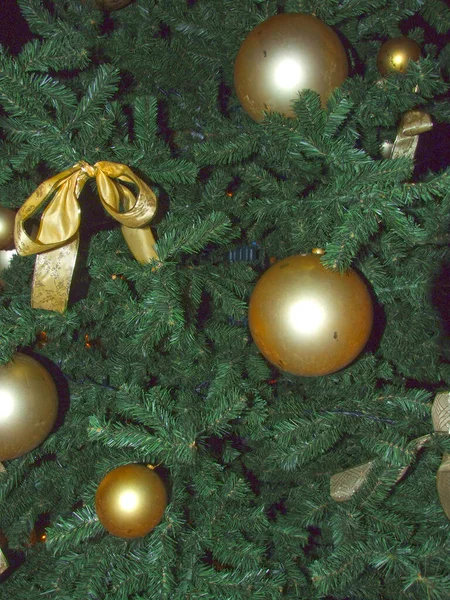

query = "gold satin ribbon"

[
  {"left": 0, "top": 549, "right": 7, "bottom": 575},
  {"left": 14, "top": 161, "right": 159, "bottom": 313},
  {"left": 330, "top": 392, "right": 450, "bottom": 520},
  {"left": 0, "top": 464, "right": 7, "bottom": 574},
  {"left": 389, "top": 109, "right": 433, "bottom": 160}
]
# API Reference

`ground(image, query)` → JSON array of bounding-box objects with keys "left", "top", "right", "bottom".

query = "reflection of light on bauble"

[
  {"left": 0, "top": 390, "right": 15, "bottom": 420},
  {"left": 289, "top": 299, "right": 326, "bottom": 335},
  {"left": 119, "top": 490, "right": 140, "bottom": 512},
  {"left": 0, "top": 249, "right": 16, "bottom": 274},
  {"left": 248, "top": 251, "right": 374, "bottom": 376},
  {"left": 234, "top": 13, "right": 348, "bottom": 122},
  {"left": 274, "top": 58, "right": 304, "bottom": 90}
]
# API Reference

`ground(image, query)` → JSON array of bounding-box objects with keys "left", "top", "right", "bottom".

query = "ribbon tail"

[
  {"left": 437, "top": 454, "right": 450, "bottom": 520},
  {"left": 391, "top": 110, "right": 433, "bottom": 160},
  {"left": 330, "top": 461, "right": 374, "bottom": 502},
  {"left": 0, "top": 549, "right": 7, "bottom": 575},
  {"left": 31, "top": 235, "right": 80, "bottom": 313},
  {"left": 121, "top": 224, "right": 158, "bottom": 264}
]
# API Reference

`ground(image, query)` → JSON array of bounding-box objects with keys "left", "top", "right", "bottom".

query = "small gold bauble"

[
  {"left": 95, "top": 464, "right": 168, "bottom": 539},
  {"left": 0, "top": 207, "right": 16, "bottom": 251},
  {"left": 234, "top": 13, "right": 348, "bottom": 122},
  {"left": 248, "top": 251, "right": 374, "bottom": 376},
  {"left": 0, "top": 353, "right": 59, "bottom": 461},
  {"left": 377, "top": 36, "right": 421, "bottom": 76}
]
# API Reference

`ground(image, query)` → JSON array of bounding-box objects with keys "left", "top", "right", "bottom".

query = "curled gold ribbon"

[
  {"left": 14, "top": 161, "right": 159, "bottom": 313},
  {"left": 389, "top": 109, "right": 433, "bottom": 160},
  {"left": 330, "top": 392, "right": 450, "bottom": 520}
]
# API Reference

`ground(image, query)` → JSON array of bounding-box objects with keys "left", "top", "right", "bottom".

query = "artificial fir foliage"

[{"left": 1, "top": 1, "right": 450, "bottom": 599}]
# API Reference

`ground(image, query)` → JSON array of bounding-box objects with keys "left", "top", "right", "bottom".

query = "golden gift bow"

[
  {"left": 14, "top": 161, "right": 159, "bottom": 313},
  {"left": 388, "top": 109, "right": 433, "bottom": 160},
  {"left": 330, "top": 391, "right": 450, "bottom": 520}
]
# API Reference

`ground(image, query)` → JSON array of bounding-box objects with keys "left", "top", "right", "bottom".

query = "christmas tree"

[{"left": 1, "top": 0, "right": 450, "bottom": 598}]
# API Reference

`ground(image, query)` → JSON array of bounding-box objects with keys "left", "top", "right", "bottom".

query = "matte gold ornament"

[
  {"left": 0, "top": 353, "right": 58, "bottom": 461},
  {"left": 377, "top": 36, "right": 421, "bottom": 76},
  {"left": 248, "top": 249, "right": 373, "bottom": 376},
  {"left": 0, "top": 207, "right": 16, "bottom": 251},
  {"left": 95, "top": 464, "right": 168, "bottom": 538},
  {"left": 234, "top": 13, "right": 348, "bottom": 122}
]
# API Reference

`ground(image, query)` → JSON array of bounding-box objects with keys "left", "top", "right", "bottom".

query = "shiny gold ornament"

[
  {"left": 95, "top": 464, "right": 168, "bottom": 538},
  {"left": 15, "top": 161, "right": 158, "bottom": 313},
  {"left": 0, "top": 353, "right": 59, "bottom": 461},
  {"left": 377, "top": 36, "right": 421, "bottom": 76},
  {"left": 0, "top": 207, "right": 16, "bottom": 251},
  {"left": 248, "top": 249, "right": 373, "bottom": 376},
  {"left": 234, "top": 13, "right": 348, "bottom": 122}
]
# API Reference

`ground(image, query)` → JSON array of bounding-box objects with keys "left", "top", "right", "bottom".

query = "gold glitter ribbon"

[
  {"left": 330, "top": 392, "right": 450, "bottom": 520},
  {"left": 14, "top": 161, "right": 158, "bottom": 313},
  {"left": 389, "top": 109, "right": 433, "bottom": 160}
]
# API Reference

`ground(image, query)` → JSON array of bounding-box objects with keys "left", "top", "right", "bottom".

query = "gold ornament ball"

[
  {"left": 95, "top": 464, "right": 168, "bottom": 539},
  {"left": 0, "top": 353, "right": 59, "bottom": 461},
  {"left": 377, "top": 36, "right": 421, "bottom": 76},
  {"left": 0, "top": 207, "right": 16, "bottom": 251},
  {"left": 248, "top": 250, "right": 374, "bottom": 376},
  {"left": 234, "top": 13, "right": 348, "bottom": 122}
]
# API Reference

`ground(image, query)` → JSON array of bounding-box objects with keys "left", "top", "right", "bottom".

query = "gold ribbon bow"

[
  {"left": 14, "top": 161, "right": 159, "bottom": 313},
  {"left": 330, "top": 391, "right": 450, "bottom": 520},
  {"left": 387, "top": 109, "right": 433, "bottom": 160}
]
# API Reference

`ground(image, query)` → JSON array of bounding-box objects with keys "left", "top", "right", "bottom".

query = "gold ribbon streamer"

[
  {"left": 0, "top": 464, "right": 7, "bottom": 575},
  {"left": 432, "top": 392, "right": 450, "bottom": 519},
  {"left": 14, "top": 161, "right": 159, "bottom": 313},
  {"left": 0, "top": 549, "right": 7, "bottom": 575},
  {"left": 389, "top": 109, "right": 433, "bottom": 160},
  {"left": 330, "top": 392, "right": 450, "bottom": 520}
]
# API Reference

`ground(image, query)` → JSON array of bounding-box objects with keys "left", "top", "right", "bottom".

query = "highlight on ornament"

[
  {"left": 248, "top": 249, "right": 374, "bottom": 377},
  {"left": 0, "top": 353, "right": 59, "bottom": 461},
  {"left": 234, "top": 13, "right": 348, "bottom": 122},
  {"left": 95, "top": 464, "right": 168, "bottom": 539}
]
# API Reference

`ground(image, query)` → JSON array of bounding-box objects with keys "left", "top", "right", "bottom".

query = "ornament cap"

[{"left": 311, "top": 247, "right": 325, "bottom": 255}]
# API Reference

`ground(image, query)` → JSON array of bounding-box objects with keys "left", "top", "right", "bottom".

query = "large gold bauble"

[
  {"left": 0, "top": 207, "right": 16, "bottom": 251},
  {"left": 0, "top": 353, "right": 59, "bottom": 461},
  {"left": 248, "top": 250, "right": 374, "bottom": 376},
  {"left": 95, "top": 464, "right": 168, "bottom": 539},
  {"left": 377, "top": 36, "right": 421, "bottom": 76},
  {"left": 234, "top": 13, "right": 348, "bottom": 122}
]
